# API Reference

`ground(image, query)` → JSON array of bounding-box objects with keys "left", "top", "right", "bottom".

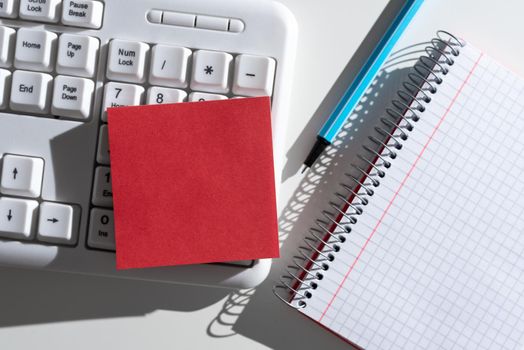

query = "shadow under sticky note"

[{"left": 107, "top": 97, "right": 279, "bottom": 270}]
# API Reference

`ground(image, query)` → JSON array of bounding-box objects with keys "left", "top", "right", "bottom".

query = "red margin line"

[{"left": 318, "top": 52, "right": 484, "bottom": 322}]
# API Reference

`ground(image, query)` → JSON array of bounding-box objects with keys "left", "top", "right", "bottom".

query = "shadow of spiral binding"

[
  {"left": 206, "top": 288, "right": 257, "bottom": 338},
  {"left": 273, "top": 30, "right": 464, "bottom": 309}
]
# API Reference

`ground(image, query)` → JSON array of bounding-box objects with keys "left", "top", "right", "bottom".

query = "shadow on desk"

[{"left": 0, "top": 267, "right": 230, "bottom": 327}]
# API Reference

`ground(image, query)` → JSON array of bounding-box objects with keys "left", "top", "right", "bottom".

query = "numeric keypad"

[{"left": 92, "top": 39, "right": 277, "bottom": 255}]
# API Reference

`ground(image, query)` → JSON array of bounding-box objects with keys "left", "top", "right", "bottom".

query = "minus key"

[{"left": 233, "top": 54, "right": 276, "bottom": 97}]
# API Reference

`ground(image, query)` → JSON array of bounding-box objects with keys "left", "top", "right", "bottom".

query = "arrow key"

[
  {"left": 37, "top": 202, "right": 79, "bottom": 245},
  {"left": 0, "top": 197, "right": 38, "bottom": 240},
  {"left": 0, "top": 154, "right": 44, "bottom": 198}
]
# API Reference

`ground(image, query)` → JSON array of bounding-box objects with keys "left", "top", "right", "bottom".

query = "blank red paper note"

[{"left": 107, "top": 97, "right": 279, "bottom": 269}]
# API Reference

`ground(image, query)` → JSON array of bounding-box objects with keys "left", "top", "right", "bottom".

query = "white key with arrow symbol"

[
  {"left": 37, "top": 202, "right": 78, "bottom": 245},
  {"left": 0, "top": 197, "right": 38, "bottom": 240},
  {"left": 0, "top": 154, "right": 44, "bottom": 198}
]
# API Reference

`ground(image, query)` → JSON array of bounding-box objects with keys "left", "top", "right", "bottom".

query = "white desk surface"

[{"left": 2, "top": 1, "right": 524, "bottom": 349}]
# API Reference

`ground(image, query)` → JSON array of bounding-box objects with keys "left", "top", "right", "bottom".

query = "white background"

[{"left": 2, "top": 0, "right": 524, "bottom": 349}]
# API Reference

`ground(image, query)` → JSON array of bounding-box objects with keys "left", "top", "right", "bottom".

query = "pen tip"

[{"left": 301, "top": 165, "right": 309, "bottom": 174}]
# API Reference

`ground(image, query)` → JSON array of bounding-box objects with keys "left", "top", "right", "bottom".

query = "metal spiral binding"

[{"left": 274, "top": 31, "right": 464, "bottom": 309}]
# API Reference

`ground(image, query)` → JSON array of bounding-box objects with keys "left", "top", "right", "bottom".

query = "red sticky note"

[{"left": 107, "top": 97, "right": 279, "bottom": 269}]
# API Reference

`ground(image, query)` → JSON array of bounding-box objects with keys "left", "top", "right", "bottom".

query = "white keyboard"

[{"left": 0, "top": 0, "right": 297, "bottom": 288}]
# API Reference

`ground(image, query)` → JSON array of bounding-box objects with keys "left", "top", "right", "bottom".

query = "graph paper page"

[{"left": 299, "top": 43, "right": 524, "bottom": 349}]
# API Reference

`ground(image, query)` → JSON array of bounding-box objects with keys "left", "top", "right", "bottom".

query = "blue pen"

[{"left": 303, "top": 0, "right": 424, "bottom": 171}]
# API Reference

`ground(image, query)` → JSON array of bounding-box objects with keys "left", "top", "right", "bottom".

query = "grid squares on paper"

[{"left": 301, "top": 44, "right": 524, "bottom": 349}]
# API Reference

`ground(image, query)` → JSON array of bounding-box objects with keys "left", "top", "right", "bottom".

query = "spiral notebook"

[{"left": 275, "top": 31, "right": 524, "bottom": 349}]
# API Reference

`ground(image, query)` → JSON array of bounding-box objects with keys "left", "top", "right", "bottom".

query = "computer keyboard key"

[
  {"left": 146, "top": 9, "right": 162, "bottom": 24},
  {"left": 19, "top": 0, "right": 60, "bottom": 23},
  {"left": 0, "top": 26, "right": 15, "bottom": 67},
  {"left": 149, "top": 45, "right": 191, "bottom": 88},
  {"left": 106, "top": 39, "right": 149, "bottom": 83},
  {"left": 51, "top": 75, "right": 94, "bottom": 120},
  {"left": 228, "top": 19, "right": 244, "bottom": 33},
  {"left": 0, "top": 69, "right": 11, "bottom": 108},
  {"left": 191, "top": 50, "right": 232, "bottom": 93},
  {"left": 14, "top": 28, "right": 57, "bottom": 72},
  {"left": 91, "top": 166, "right": 112, "bottom": 207},
  {"left": 0, "top": 197, "right": 38, "bottom": 240},
  {"left": 37, "top": 202, "right": 78, "bottom": 245},
  {"left": 233, "top": 54, "right": 276, "bottom": 97},
  {"left": 0, "top": 0, "right": 18, "bottom": 18},
  {"left": 61, "top": 0, "right": 104, "bottom": 29},
  {"left": 101, "top": 82, "right": 144, "bottom": 122},
  {"left": 195, "top": 15, "right": 229, "bottom": 31},
  {"left": 96, "top": 125, "right": 109, "bottom": 165},
  {"left": 56, "top": 33, "right": 99, "bottom": 78},
  {"left": 162, "top": 11, "right": 195, "bottom": 27},
  {"left": 0, "top": 154, "right": 44, "bottom": 198},
  {"left": 10, "top": 70, "right": 53, "bottom": 114},
  {"left": 147, "top": 87, "right": 186, "bottom": 105},
  {"left": 87, "top": 208, "right": 115, "bottom": 251},
  {"left": 188, "top": 92, "right": 227, "bottom": 102}
]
